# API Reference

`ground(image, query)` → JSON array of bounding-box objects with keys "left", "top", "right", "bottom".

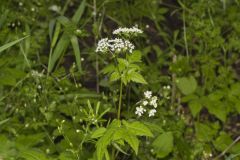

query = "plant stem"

[
  {"left": 213, "top": 136, "right": 240, "bottom": 160},
  {"left": 183, "top": 3, "right": 189, "bottom": 59},
  {"left": 93, "top": 0, "right": 99, "bottom": 93},
  {"left": 117, "top": 79, "right": 123, "bottom": 120}
]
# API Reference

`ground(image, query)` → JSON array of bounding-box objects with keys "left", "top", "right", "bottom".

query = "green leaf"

[
  {"left": 19, "top": 149, "right": 49, "bottom": 160},
  {"left": 0, "top": 118, "right": 9, "bottom": 126},
  {"left": 102, "top": 64, "right": 115, "bottom": 74},
  {"left": 0, "top": 35, "right": 29, "bottom": 54},
  {"left": 71, "top": 36, "right": 82, "bottom": 72},
  {"left": 112, "top": 142, "right": 129, "bottom": 155},
  {"left": 110, "top": 72, "right": 120, "bottom": 82},
  {"left": 91, "top": 127, "right": 106, "bottom": 139},
  {"left": 117, "top": 58, "right": 129, "bottom": 71},
  {"left": 121, "top": 128, "right": 139, "bottom": 155},
  {"left": 129, "top": 72, "right": 147, "bottom": 84},
  {"left": 96, "top": 120, "right": 120, "bottom": 160},
  {"left": 213, "top": 132, "right": 233, "bottom": 153},
  {"left": 16, "top": 133, "right": 45, "bottom": 148},
  {"left": 122, "top": 120, "right": 153, "bottom": 137},
  {"left": 152, "top": 132, "right": 174, "bottom": 158},
  {"left": 113, "top": 127, "right": 139, "bottom": 155},
  {"left": 195, "top": 122, "right": 218, "bottom": 142},
  {"left": 48, "top": 33, "right": 70, "bottom": 73},
  {"left": 176, "top": 76, "right": 197, "bottom": 95},
  {"left": 188, "top": 100, "right": 202, "bottom": 117},
  {"left": 128, "top": 50, "right": 142, "bottom": 63},
  {"left": 72, "top": 0, "right": 86, "bottom": 23},
  {"left": 57, "top": 16, "right": 71, "bottom": 27},
  {"left": 214, "top": 132, "right": 240, "bottom": 154},
  {"left": 205, "top": 100, "right": 227, "bottom": 122}
]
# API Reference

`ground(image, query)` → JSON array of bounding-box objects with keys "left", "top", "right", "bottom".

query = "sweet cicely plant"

[{"left": 92, "top": 26, "right": 159, "bottom": 160}]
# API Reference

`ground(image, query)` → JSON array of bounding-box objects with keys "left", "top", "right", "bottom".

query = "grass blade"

[
  {"left": 72, "top": 0, "right": 86, "bottom": 23},
  {"left": 70, "top": 35, "right": 82, "bottom": 72},
  {"left": 48, "top": 33, "right": 70, "bottom": 73},
  {"left": 0, "top": 35, "right": 29, "bottom": 54},
  {"left": 0, "top": 118, "right": 9, "bottom": 126}
]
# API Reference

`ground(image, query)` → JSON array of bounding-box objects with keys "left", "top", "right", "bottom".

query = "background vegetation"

[{"left": 1, "top": 0, "right": 240, "bottom": 159}]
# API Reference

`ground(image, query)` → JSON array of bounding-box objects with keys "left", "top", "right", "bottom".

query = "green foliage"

[
  {"left": 1, "top": 0, "right": 240, "bottom": 159},
  {"left": 95, "top": 120, "right": 152, "bottom": 160},
  {"left": 176, "top": 76, "right": 197, "bottom": 95},
  {"left": 151, "top": 132, "right": 173, "bottom": 158}
]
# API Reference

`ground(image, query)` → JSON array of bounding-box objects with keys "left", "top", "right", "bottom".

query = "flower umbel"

[
  {"left": 95, "top": 38, "right": 109, "bottom": 53},
  {"left": 95, "top": 38, "right": 135, "bottom": 53},
  {"left": 113, "top": 26, "right": 143, "bottom": 36}
]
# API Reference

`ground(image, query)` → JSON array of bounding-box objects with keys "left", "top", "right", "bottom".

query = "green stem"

[{"left": 117, "top": 79, "right": 123, "bottom": 120}]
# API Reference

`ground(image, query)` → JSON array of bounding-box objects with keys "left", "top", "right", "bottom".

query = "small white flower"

[
  {"left": 148, "top": 109, "right": 156, "bottom": 117},
  {"left": 144, "top": 91, "right": 152, "bottom": 99},
  {"left": 143, "top": 100, "right": 148, "bottom": 106},
  {"left": 135, "top": 106, "right": 146, "bottom": 116},
  {"left": 76, "top": 29, "right": 81, "bottom": 33},
  {"left": 150, "top": 96, "right": 158, "bottom": 108},
  {"left": 46, "top": 148, "right": 50, "bottom": 154},
  {"left": 19, "top": 2, "right": 23, "bottom": 6},
  {"left": 37, "top": 85, "right": 41, "bottom": 89},
  {"left": 49, "top": 5, "right": 61, "bottom": 12}
]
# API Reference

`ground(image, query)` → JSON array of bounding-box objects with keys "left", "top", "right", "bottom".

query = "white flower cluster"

[
  {"left": 113, "top": 26, "right": 143, "bottom": 35},
  {"left": 95, "top": 38, "right": 135, "bottom": 53},
  {"left": 95, "top": 38, "right": 109, "bottom": 53},
  {"left": 30, "top": 70, "right": 44, "bottom": 78},
  {"left": 135, "top": 91, "right": 159, "bottom": 117}
]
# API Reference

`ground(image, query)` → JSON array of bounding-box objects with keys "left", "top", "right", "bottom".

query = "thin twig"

[
  {"left": 182, "top": 2, "right": 189, "bottom": 58},
  {"left": 170, "top": 53, "right": 177, "bottom": 108},
  {"left": 213, "top": 136, "right": 240, "bottom": 160}
]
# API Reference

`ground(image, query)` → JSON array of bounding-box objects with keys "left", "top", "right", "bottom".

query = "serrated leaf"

[
  {"left": 112, "top": 142, "right": 129, "bottom": 155},
  {"left": 152, "top": 132, "right": 173, "bottom": 158},
  {"left": 102, "top": 64, "right": 115, "bottom": 74},
  {"left": 188, "top": 100, "right": 202, "bottom": 117},
  {"left": 205, "top": 100, "right": 227, "bottom": 122},
  {"left": 195, "top": 122, "right": 218, "bottom": 142},
  {"left": 91, "top": 127, "right": 106, "bottom": 139},
  {"left": 96, "top": 120, "right": 120, "bottom": 160},
  {"left": 19, "top": 149, "right": 49, "bottom": 160},
  {"left": 110, "top": 72, "right": 120, "bottom": 82},
  {"left": 129, "top": 72, "right": 147, "bottom": 84},
  {"left": 128, "top": 50, "right": 142, "bottom": 63},
  {"left": 122, "top": 121, "right": 153, "bottom": 137},
  {"left": 121, "top": 128, "right": 139, "bottom": 155},
  {"left": 176, "top": 76, "right": 197, "bottom": 95},
  {"left": 117, "top": 58, "right": 128, "bottom": 71}
]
